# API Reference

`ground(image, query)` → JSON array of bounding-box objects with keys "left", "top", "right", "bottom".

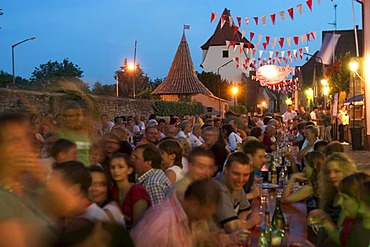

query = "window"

[
  {"left": 207, "top": 107, "right": 213, "bottom": 112},
  {"left": 222, "top": 50, "right": 229, "bottom": 58}
]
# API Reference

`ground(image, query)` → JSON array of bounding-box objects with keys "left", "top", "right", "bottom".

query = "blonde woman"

[{"left": 314, "top": 152, "right": 357, "bottom": 246}]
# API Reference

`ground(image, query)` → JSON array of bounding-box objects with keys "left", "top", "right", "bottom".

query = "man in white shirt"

[
  {"left": 282, "top": 105, "right": 297, "bottom": 124},
  {"left": 310, "top": 106, "right": 319, "bottom": 125}
]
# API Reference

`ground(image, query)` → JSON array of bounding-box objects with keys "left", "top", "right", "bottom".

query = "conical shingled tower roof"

[{"left": 152, "top": 33, "right": 213, "bottom": 96}]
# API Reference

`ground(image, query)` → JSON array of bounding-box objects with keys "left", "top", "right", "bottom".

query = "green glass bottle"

[
  {"left": 268, "top": 155, "right": 276, "bottom": 183},
  {"left": 272, "top": 194, "right": 285, "bottom": 230}
]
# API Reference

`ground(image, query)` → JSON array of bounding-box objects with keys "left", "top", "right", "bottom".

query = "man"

[
  {"left": 298, "top": 106, "right": 311, "bottom": 122},
  {"left": 172, "top": 147, "right": 217, "bottom": 199},
  {"left": 134, "top": 115, "right": 145, "bottom": 134},
  {"left": 212, "top": 152, "right": 260, "bottom": 233},
  {"left": 337, "top": 106, "right": 349, "bottom": 143},
  {"left": 176, "top": 120, "right": 192, "bottom": 138},
  {"left": 164, "top": 124, "right": 177, "bottom": 138},
  {"left": 131, "top": 144, "right": 171, "bottom": 206},
  {"left": 57, "top": 101, "right": 91, "bottom": 166},
  {"left": 310, "top": 106, "right": 319, "bottom": 125},
  {"left": 242, "top": 140, "right": 266, "bottom": 200},
  {"left": 136, "top": 125, "right": 159, "bottom": 146},
  {"left": 282, "top": 105, "right": 298, "bottom": 124},
  {"left": 228, "top": 119, "right": 246, "bottom": 139},
  {"left": 100, "top": 114, "right": 114, "bottom": 134},
  {"left": 202, "top": 126, "right": 229, "bottom": 173},
  {"left": 48, "top": 161, "right": 110, "bottom": 245},
  {"left": 131, "top": 181, "right": 220, "bottom": 247},
  {"left": 51, "top": 138, "right": 77, "bottom": 163},
  {"left": 262, "top": 124, "right": 277, "bottom": 153},
  {"left": 316, "top": 107, "right": 326, "bottom": 140}
]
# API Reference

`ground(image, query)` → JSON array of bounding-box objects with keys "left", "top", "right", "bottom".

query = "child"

[{"left": 51, "top": 138, "right": 77, "bottom": 164}]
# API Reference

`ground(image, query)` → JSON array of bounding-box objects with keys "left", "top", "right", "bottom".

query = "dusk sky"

[{"left": 0, "top": 0, "right": 362, "bottom": 87}]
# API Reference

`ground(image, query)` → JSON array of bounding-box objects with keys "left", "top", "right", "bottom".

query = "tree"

[
  {"left": 116, "top": 59, "right": 151, "bottom": 99},
  {"left": 30, "top": 58, "right": 90, "bottom": 92},
  {"left": 0, "top": 70, "right": 29, "bottom": 88},
  {"left": 91, "top": 82, "right": 116, "bottom": 96},
  {"left": 325, "top": 52, "right": 352, "bottom": 93},
  {"left": 197, "top": 71, "right": 231, "bottom": 99}
]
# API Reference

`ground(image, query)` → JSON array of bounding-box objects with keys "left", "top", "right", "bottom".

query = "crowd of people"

[{"left": 0, "top": 100, "right": 369, "bottom": 247}]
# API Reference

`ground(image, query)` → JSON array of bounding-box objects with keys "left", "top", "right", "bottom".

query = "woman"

[
  {"left": 222, "top": 124, "right": 242, "bottom": 152},
  {"left": 348, "top": 179, "right": 370, "bottom": 246},
  {"left": 158, "top": 139, "right": 184, "bottom": 183},
  {"left": 282, "top": 151, "right": 325, "bottom": 211},
  {"left": 188, "top": 123, "right": 203, "bottom": 149},
  {"left": 315, "top": 152, "right": 357, "bottom": 246},
  {"left": 89, "top": 165, "right": 125, "bottom": 226},
  {"left": 317, "top": 172, "right": 370, "bottom": 246},
  {"left": 110, "top": 153, "right": 151, "bottom": 229}
]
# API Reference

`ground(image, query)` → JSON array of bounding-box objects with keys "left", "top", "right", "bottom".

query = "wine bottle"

[
  {"left": 272, "top": 193, "right": 285, "bottom": 230},
  {"left": 259, "top": 226, "right": 269, "bottom": 247},
  {"left": 268, "top": 155, "right": 274, "bottom": 183},
  {"left": 271, "top": 163, "right": 277, "bottom": 185}
]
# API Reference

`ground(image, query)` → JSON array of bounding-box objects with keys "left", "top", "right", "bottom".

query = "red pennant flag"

[
  {"left": 237, "top": 17, "right": 241, "bottom": 27},
  {"left": 233, "top": 26, "right": 239, "bottom": 35},
  {"left": 311, "top": 31, "right": 316, "bottom": 40},
  {"left": 247, "top": 43, "right": 252, "bottom": 49},
  {"left": 252, "top": 50, "right": 257, "bottom": 56},
  {"left": 236, "top": 64, "right": 240, "bottom": 69},
  {"left": 275, "top": 51, "right": 280, "bottom": 57},
  {"left": 265, "top": 36, "right": 270, "bottom": 44},
  {"left": 306, "top": 33, "right": 311, "bottom": 41},
  {"left": 263, "top": 42, "right": 267, "bottom": 50},
  {"left": 250, "top": 32, "right": 255, "bottom": 41},
  {"left": 226, "top": 40, "right": 231, "bottom": 49},
  {"left": 293, "top": 36, "right": 299, "bottom": 45},
  {"left": 287, "top": 50, "right": 291, "bottom": 57},
  {"left": 288, "top": 8, "right": 294, "bottom": 20},
  {"left": 270, "top": 13, "right": 276, "bottom": 25},
  {"left": 279, "top": 38, "right": 285, "bottom": 48},
  {"left": 234, "top": 57, "right": 239, "bottom": 63},
  {"left": 210, "top": 12, "right": 217, "bottom": 23},
  {"left": 306, "top": 0, "right": 313, "bottom": 11},
  {"left": 299, "top": 48, "right": 303, "bottom": 56},
  {"left": 258, "top": 58, "right": 261, "bottom": 61},
  {"left": 253, "top": 17, "right": 259, "bottom": 25},
  {"left": 272, "top": 59, "right": 276, "bottom": 64}
]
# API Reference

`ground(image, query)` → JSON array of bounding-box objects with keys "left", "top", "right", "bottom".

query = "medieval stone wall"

[{"left": 0, "top": 88, "right": 155, "bottom": 118}]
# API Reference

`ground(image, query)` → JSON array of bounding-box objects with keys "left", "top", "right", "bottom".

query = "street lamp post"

[
  {"left": 231, "top": 85, "right": 238, "bottom": 108},
  {"left": 12, "top": 36, "right": 36, "bottom": 84},
  {"left": 217, "top": 60, "right": 234, "bottom": 117}
]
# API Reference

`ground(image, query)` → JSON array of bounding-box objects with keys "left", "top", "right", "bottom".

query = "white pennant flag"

[
  {"left": 258, "top": 34, "right": 263, "bottom": 44},
  {"left": 262, "top": 16, "right": 267, "bottom": 26},
  {"left": 233, "top": 44, "right": 238, "bottom": 51},
  {"left": 300, "top": 35, "right": 306, "bottom": 43},
  {"left": 293, "top": 49, "right": 298, "bottom": 57},
  {"left": 269, "top": 51, "right": 273, "bottom": 58},
  {"left": 259, "top": 50, "right": 264, "bottom": 58},
  {"left": 245, "top": 17, "right": 250, "bottom": 26},
  {"left": 286, "top": 37, "right": 291, "bottom": 47},
  {"left": 241, "top": 29, "right": 247, "bottom": 39},
  {"left": 279, "top": 11, "right": 285, "bottom": 22},
  {"left": 226, "top": 40, "right": 231, "bottom": 49},
  {"left": 281, "top": 51, "right": 286, "bottom": 57},
  {"left": 305, "top": 46, "right": 309, "bottom": 53},
  {"left": 239, "top": 42, "right": 245, "bottom": 53},
  {"left": 272, "top": 37, "right": 278, "bottom": 48}
]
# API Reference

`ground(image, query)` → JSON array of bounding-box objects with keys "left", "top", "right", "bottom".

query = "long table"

[{"left": 250, "top": 190, "right": 308, "bottom": 246}]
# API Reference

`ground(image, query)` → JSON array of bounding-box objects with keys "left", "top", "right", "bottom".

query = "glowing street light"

[
  {"left": 323, "top": 86, "right": 330, "bottom": 96},
  {"left": 261, "top": 101, "right": 267, "bottom": 107},
  {"left": 349, "top": 61, "right": 359, "bottom": 72},
  {"left": 231, "top": 85, "right": 238, "bottom": 107},
  {"left": 321, "top": 79, "right": 328, "bottom": 86}
]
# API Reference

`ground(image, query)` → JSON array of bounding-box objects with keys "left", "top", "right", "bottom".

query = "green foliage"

[
  {"left": 116, "top": 59, "right": 152, "bottom": 99},
  {"left": 325, "top": 52, "right": 351, "bottom": 93},
  {"left": 153, "top": 101, "right": 203, "bottom": 116},
  {"left": 91, "top": 82, "right": 116, "bottom": 96},
  {"left": 197, "top": 71, "right": 231, "bottom": 99},
  {"left": 0, "top": 70, "right": 30, "bottom": 88},
  {"left": 229, "top": 105, "right": 247, "bottom": 114},
  {"left": 30, "top": 58, "right": 90, "bottom": 92}
]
